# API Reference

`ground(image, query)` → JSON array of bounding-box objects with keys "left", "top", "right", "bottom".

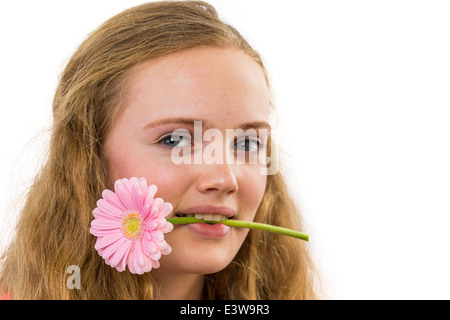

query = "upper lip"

[{"left": 175, "top": 204, "right": 236, "bottom": 218}]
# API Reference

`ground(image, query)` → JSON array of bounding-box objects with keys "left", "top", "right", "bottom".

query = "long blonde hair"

[{"left": 0, "top": 1, "right": 319, "bottom": 299}]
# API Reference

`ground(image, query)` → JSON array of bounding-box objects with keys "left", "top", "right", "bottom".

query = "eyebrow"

[{"left": 143, "top": 117, "right": 271, "bottom": 131}]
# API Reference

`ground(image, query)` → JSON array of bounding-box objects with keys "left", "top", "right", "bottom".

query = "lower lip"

[{"left": 186, "top": 222, "right": 231, "bottom": 238}]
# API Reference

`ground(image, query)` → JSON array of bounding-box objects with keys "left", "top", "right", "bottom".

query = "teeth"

[
  {"left": 176, "top": 213, "right": 230, "bottom": 221},
  {"left": 194, "top": 213, "right": 228, "bottom": 221}
]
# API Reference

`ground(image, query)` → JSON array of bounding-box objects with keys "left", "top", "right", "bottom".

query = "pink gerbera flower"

[{"left": 90, "top": 177, "right": 173, "bottom": 274}]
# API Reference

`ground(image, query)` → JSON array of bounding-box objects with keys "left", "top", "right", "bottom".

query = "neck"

[{"left": 151, "top": 269, "right": 205, "bottom": 300}]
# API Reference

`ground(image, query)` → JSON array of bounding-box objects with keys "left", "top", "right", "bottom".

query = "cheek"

[
  {"left": 238, "top": 169, "right": 267, "bottom": 219},
  {"left": 146, "top": 165, "right": 190, "bottom": 203},
  {"left": 105, "top": 137, "right": 190, "bottom": 201}
]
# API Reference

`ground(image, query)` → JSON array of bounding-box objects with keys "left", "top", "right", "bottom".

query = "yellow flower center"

[
  {"left": 126, "top": 218, "right": 139, "bottom": 233},
  {"left": 122, "top": 211, "right": 144, "bottom": 241}
]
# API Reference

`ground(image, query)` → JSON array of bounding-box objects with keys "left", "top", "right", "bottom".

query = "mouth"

[
  {"left": 174, "top": 213, "right": 233, "bottom": 238},
  {"left": 173, "top": 204, "right": 236, "bottom": 225},
  {"left": 174, "top": 213, "right": 234, "bottom": 223}
]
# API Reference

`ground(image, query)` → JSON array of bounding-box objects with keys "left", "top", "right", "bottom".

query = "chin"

[
  {"left": 159, "top": 229, "right": 247, "bottom": 274},
  {"left": 192, "top": 250, "right": 237, "bottom": 274},
  {"left": 159, "top": 243, "right": 238, "bottom": 274}
]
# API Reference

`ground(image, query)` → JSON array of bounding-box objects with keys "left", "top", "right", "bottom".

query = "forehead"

[{"left": 122, "top": 47, "right": 271, "bottom": 128}]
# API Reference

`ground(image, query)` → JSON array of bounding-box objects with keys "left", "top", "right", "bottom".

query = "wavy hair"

[{"left": 0, "top": 1, "right": 319, "bottom": 299}]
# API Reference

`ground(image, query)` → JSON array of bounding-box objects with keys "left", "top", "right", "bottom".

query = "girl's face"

[{"left": 104, "top": 47, "right": 271, "bottom": 275}]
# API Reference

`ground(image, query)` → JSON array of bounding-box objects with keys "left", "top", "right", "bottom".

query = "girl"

[{"left": 0, "top": 1, "right": 319, "bottom": 299}]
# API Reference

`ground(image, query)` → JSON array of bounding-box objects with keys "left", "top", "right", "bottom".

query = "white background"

[{"left": 1, "top": 0, "right": 449, "bottom": 299}]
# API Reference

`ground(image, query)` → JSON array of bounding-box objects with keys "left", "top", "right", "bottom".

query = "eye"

[
  {"left": 158, "top": 130, "right": 192, "bottom": 148},
  {"left": 233, "top": 137, "right": 265, "bottom": 152}
]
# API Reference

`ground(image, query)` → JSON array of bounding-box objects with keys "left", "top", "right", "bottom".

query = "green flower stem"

[{"left": 167, "top": 217, "right": 309, "bottom": 242}]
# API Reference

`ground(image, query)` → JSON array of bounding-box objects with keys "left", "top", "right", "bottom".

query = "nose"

[{"left": 195, "top": 163, "right": 239, "bottom": 195}]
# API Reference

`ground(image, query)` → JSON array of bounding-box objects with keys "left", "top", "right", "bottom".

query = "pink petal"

[
  {"left": 127, "top": 248, "right": 136, "bottom": 274},
  {"left": 150, "top": 217, "right": 173, "bottom": 232},
  {"left": 146, "top": 205, "right": 159, "bottom": 220},
  {"left": 126, "top": 244, "right": 146, "bottom": 275},
  {"left": 155, "top": 239, "right": 172, "bottom": 255},
  {"left": 132, "top": 249, "right": 144, "bottom": 275},
  {"left": 153, "top": 217, "right": 166, "bottom": 227},
  {"left": 160, "top": 244, "right": 172, "bottom": 255},
  {"left": 152, "top": 198, "right": 164, "bottom": 211},
  {"left": 159, "top": 202, "right": 173, "bottom": 217},
  {"left": 145, "top": 220, "right": 158, "bottom": 231},
  {"left": 138, "top": 177, "right": 148, "bottom": 190},
  {"left": 114, "top": 178, "right": 124, "bottom": 192},
  {"left": 117, "top": 243, "right": 133, "bottom": 272},
  {"left": 119, "top": 178, "right": 132, "bottom": 193},
  {"left": 142, "top": 256, "right": 153, "bottom": 273},
  {"left": 129, "top": 177, "right": 139, "bottom": 187},
  {"left": 102, "top": 236, "right": 128, "bottom": 261},
  {"left": 156, "top": 240, "right": 172, "bottom": 255},
  {"left": 150, "top": 249, "right": 161, "bottom": 261},
  {"left": 114, "top": 178, "right": 128, "bottom": 195},
  {"left": 97, "top": 199, "right": 124, "bottom": 218},
  {"left": 94, "top": 232, "right": 122, "bottom": 251},
  {"left": 141, "top": 203, "right": 150, "bottom": 220},
  {"left": 144, "top": 185, "right": 158, "bottom": 206},
  {"left": 131, "top": 182, "right": 144, "bottom": 210},
  {"left": 90, "top": 226, "right": 119, "bottom": 237},
  {"left": 102, "top": 189, "right": 127, "bottom": 212},
  {"left": 151, "top": 230, "right": 164, "bottom": 241},
  {"left": 134, "top": 241, "right": 145, "bottom": 267},
  {"left": 116, "top": 185, "right": 134, "bottom": 210},
  {"left": 91, "top": 218, "right": 121, "bottom": 230},
  {"left": 142, "top": 237, "right": 157, "bottom": 255},
  {"left": 151, "top": 259, "right": 160, "bottom": 269},
  {"left": 92, "top": 208, "right": 121, "bottom": 221},
  {"left": 159, "top": 221, "right": 174, "bottom": 233},
  {"left": 107, "top": 238, "right": 131, "bottom": 268},
  {"left": 156, "top": 239, "right": 168, "bottom": 250}
]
